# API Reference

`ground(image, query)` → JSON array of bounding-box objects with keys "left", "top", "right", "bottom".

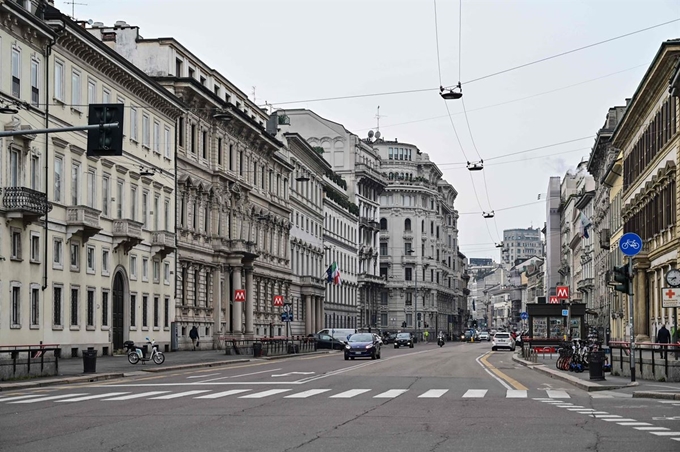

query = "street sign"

[
  {"left": 520, "top": 312, "right": 528, "bottom": 320},
  {"left": 619, "top": 232, "right": 643, "bottom": 257},
  {"left": 234, "top": 289, "right": 246, "bottom": 302},
  {"left": 281, "top": 312, "right": 293, "bottom": 322},
  {"left": 662, "top": 287, "right": 680, "bottom": 308},
  {"left": 282, "top": 303, "right": 292, "bottom": 313},
  {"left": 562, "top": 309, "right": 569, "bottom": 317},
  {"left": 549, "top": 296, "right": 560, "bottom": 304},
  {"left": 273, "top": 295, "right": 284, "bottom": 307},
  {"left": 556, "top": 286, "right": 569, "bottom": 299}
]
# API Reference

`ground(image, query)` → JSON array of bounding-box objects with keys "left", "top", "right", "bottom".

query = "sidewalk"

[{"left": 512, "top": 352, "right": 680, "bottom": 400}]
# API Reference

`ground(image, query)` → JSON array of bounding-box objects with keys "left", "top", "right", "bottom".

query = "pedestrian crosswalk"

[{"left": 0, "top": 387, "right": 578, "bottom": 405}]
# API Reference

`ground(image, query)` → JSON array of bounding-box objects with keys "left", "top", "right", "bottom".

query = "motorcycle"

[
  {"left": 124, "top": 337, "right": 165, "bottom": 365},
  {"left": 438, "top": 336, "right": 445, "bottom": 347}
]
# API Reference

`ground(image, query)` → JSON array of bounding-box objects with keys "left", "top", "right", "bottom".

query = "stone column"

[
  {"left": 635, "top": 266, "right": 650, "bottom": 341},
  {"left": 305, "top": 294, "right": 313, "bottom": 335},
  {"left": 213, "top": 267, "right": 222, "bottom": 346},
  {"left": 316, "top": 296, "right": 324, "bottom": 331},
  {"left": 245, "top": 266, "right": 254, "bottom": 336},
  {"left": 223, "top": 266, "right": 231, "bottom": 334},
  {"left": 232, "top": 265, "right": 243, "bottom": 335}
]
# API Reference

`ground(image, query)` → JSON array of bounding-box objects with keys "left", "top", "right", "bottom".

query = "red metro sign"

[
  {"left": 555, "top": 286, "right": 569, "bottom": 299},
  {"left": 234, "top": 289, "right": 246, "bottom": 302},
  {"left": 273, "top": 295, "right": 284, "bottom": 307}
]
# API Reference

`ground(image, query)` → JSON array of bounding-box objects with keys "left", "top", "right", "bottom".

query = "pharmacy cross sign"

[{"left": 666, "top": 289, "right": 676, "bottom": 298}]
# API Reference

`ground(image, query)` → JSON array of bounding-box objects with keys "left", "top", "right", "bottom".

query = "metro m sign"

[
  {"left": 273, "top": 295, "right": 284, "bottom": 307},
  {"left": 556, "top": 286, "right": 569, "bottom": 299},
  {"left": 234, "top": 289, "right": 246, "bottom": 302},
  {"left": 549, "top": 296, "right": 560, "bottom": 304}
]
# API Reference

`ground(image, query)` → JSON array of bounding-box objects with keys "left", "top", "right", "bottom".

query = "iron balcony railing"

[{"left": 1, "top": 187, "right": 51, "bottom": 215}]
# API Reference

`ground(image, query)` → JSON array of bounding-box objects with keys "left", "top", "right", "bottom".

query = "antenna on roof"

[
  {"left": 375, "top": 106, "right": 386, "bottom": 137},
  {"left": 64, "top": 1, "right": 88, "bottom": 20}
]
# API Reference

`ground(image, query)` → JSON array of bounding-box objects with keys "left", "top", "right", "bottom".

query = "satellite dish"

[
  {"left": 87, "top": 19, "right": 94, "bottom": 25},
  {"left": 375, "top": 131, "right": 381, "bottom": 139},
  {"left": 368, "top": 130, "right": 374, "bottom": 139}
]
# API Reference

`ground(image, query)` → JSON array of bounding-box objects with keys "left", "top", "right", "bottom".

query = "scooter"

[
  {"left": 124, "top": 337, "right": 165, "bottom": 365},
  {"left": 438, "top": 336, "right": 445, "bottom": 347}
]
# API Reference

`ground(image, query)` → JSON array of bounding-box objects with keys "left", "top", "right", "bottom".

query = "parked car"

[
  {"left": 492, "top": 332, "right": 516, "bottom": 351},
  {"left": 344, "top": 333, "right": 382, "bottom": 360},
  {"left": 383, "top": 332, "right": 398, "bottom": 344},
  {"left": 478, "top": 331, "right": 490, "bottom": 341},
  {"left": 312, "top": 333, "right": 346, "bottom": 350},
  {"left": 394, "top": 332, "right": 414, "bottom": 348},
  {"left": 317, "top": 328, "right": 356, "bottom": 342}
]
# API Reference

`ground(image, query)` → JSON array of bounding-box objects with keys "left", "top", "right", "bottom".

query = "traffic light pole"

[
  {"left": 628, "top": 259, "right": 635, "bottom": 382},
  {"left": 0, "top": 122, "right": 119, "bottom": 138}
]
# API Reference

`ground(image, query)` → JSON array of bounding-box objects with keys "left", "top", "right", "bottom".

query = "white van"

[{"left": 317, "top": 328, "right": 356, "bottom": 342}]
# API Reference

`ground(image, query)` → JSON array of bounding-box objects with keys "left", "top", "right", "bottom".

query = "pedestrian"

[
  {"left": 190, "top": 326, "right": 199, "bottom": 351},
  {"left": 423, "top": 330, "right": 429, "bottom": 342},
  {"left": 657, "top": 324, "right": 671, "bottom": 359}
]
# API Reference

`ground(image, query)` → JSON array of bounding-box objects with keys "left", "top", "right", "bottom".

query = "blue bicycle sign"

[{"left": 619, "top": 232, "right": 642, "bottom": 257}]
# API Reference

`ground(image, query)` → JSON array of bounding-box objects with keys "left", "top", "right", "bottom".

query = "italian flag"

[{"left": 326, "top": 262, "right": 342, "bottom": 286}]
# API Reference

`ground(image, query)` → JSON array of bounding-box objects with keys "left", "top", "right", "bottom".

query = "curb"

[
  {"left": 632, "top": 391, "right": 680, "bottom": 400},
  {"left": 0, "top": 372, "right": 124, "bottom": 392},
  {"left": 261, "top": 351, "right": 332, "bottom": 361},
  {"left": 140, "top": 359, "right": 251, "bottom": 373},
  {"left": 511, "top": 354, "right": 637, "bottom": 392}
]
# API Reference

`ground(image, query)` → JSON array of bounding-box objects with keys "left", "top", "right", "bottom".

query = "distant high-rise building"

[
  {"left": 545, "top": 177, "right": 561, "bottom": 296},
  {"left": 501, "top": 228, "right": 542, "bottom": 266}
]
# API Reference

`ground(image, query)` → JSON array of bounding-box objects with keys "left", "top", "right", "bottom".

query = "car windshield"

[
  {"left": 348, "top": 334, "right": 373, "bottom": 342},
  {"left": 397, "top": 333, "right": 410, "bottom": 339},
  {"left": 496, "top": 333, "right": 510, "bottom": 338}
]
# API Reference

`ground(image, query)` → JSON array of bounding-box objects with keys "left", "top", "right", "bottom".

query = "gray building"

[
  {"left": 501, "top": 228, "right": 542, "bottom": 266},
  {"left": 545, "top": 177, "right": 562, "bottom": 296}
]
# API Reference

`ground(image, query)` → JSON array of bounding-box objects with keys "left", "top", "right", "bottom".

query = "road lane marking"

[
  {"left": 199, "top": 368, "right": 282, "bottom": 383},
  {"left": 649, "top": 432, "right": 680, "bottom": 436},
  {"left": 284, "top": 389, "right": 332, "bottom": 399},
  {"left": 150, "top": 390, "right": 211, "bottom": 399},
  {"left": 57, "top": 393, "right": 129, "bottom": 402},
  {"left": 506, "top": 390, "right": 527, "bottom": 398},
  {"left": 568, "top": 409, "right": 596, "bottom": 412},
  {"left": 374, "top": 389, "right": 408, "bottom": 399},
  {"left": 103, "top": 391, "right": 170, "bottom": 400},
  {"left": 239, "top": 389, "right": 291, "bottom": 399},
  {"left": 546, "top": 390, "right": 570, "bottom": 399},
  {"left": 477, "top": 352, "right": 528, "bottom": 391},
  {"left": 592, "top": 415, "right": 620, "bottom": 418},
  {"left": 187, "top": 374, "right": 220, "bottom": 379},
  {"left": 195, "top": 390, "right": 251, "bottom": 399},
  {"left": 634, "top": 426, "right": 669, "bottom": 431},
  {"left": 330, "top": 389, "right": 371, "bottom": 399},
  {"left": 602, "top": 418, "right": 636, "bottom": 422},
  {"left": 618, "top": 422, "right": 652, "bottom": 426},
  {"left": 9, "top": 394, "right": 87, "bottom": 404},
  {"left": 462, "top": 390, "right": 488, "bottom": 398},
  {"left": 419, "top": 389, "right": 449, "bottom": 398},
  {"left": 0, "top": 395, "right": 44, "bottom": 402},
  {"left": 589, "top": 393, "right": 614, "bottom": 398}
]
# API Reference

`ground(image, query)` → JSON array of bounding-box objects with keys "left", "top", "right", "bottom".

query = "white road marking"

[
  {"left": 618, "top": 422, "right": 652, "bottom": 426},
  {"left": 634, "top": 427, "right": 669, "bottom": 431},
  {"left": 150, "top": 390, "right": 211, "bottom": 399},
  {"left": 374, "top": 389, "right": 408, "bottom": 399},
  {"left": 569, "top": 409, "right": 597, "bottom": 412},
  {"left": 272, "top": 372, "right": 315, "bottom": 377},
  {"left": 103, "top": 391, "right": 170, "bottom": 400},
  {"left": 330, "top": 389, "right": 371, "bottom": 399},
  {"left": 195, "top": 390, "right": 251, "bottom": 399},
  {"left": 672, "top": 438, "right": 680, "bottom": 441},
  {"left": 419, "top": 389, "right": 449, "bottom": 398},
  {"left": 476, "top": 353, "right": 512, "bottom": 391},
  {"left": 462, "top": 390, "right": 488, "bottom": 398},
  {"left": 57, "top": 393, "right": 129, "bottom": 402},
  {"left": 546, "top": 390, "right": 570, "bottom": 399},
  {"left": 592, "top": 414, "right": 620, "bottom": 418},
  {"left": 9, "top": 394, "right": 87, "bottom": 404},
  {"left": 187, "top": 373, "right": 220, "bottom": 379},
  {"left": 602, "top": 418, "right": 637, "bottom": 422},
  {"left": 589, "top": 393, "right": 615, "bottom": 399},
  {"left": 0, "top": 395, "right": 44, "bottom": 402},
  {"left": 239, "top": 389, "right": 291, "bottom": 399},
  {"left": 506, "top": 390, "right": 527, "bottom": 398},
  {"left": 284, "top": 389, "right": 332, "bottom": 399},
  {"left": 197, "top": 369, "right": 282, "bottom": 383}
]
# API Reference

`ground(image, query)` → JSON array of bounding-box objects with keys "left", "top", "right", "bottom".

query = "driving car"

[
  {"left": 478, "top": 331, "right": 490, "bottom": 341},
  {"left": 312, "top": 333, "right": 346, "bottom": 350},
  {"left": 344, "top": 333, "right": 382, "bottom": 360},
  {"left": 492, "top": 332, "right": 516, "bottom": 351},
  {"left": 394, "top": 332, "right": 414, "bottom": 348}
]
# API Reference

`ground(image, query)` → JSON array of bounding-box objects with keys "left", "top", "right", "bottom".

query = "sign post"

[
  {"left": 619, "top": 232, "right": 642, "bottom": 382},
  {"left": 555, "top": 286, "right": 570, "bottom": 340}
]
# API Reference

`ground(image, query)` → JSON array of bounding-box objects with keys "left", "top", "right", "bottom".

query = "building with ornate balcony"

[
  {"left": 0, "top": 2, "right": 183, "bottom": 354},
  {"left": 94, "top": 22, "right": 293, "bottom": 347}
]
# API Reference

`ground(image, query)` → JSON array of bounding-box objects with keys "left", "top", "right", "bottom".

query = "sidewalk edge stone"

[
  {"left": 261, "top": 351, "right": 332, "bottom": 361},
  {"left": 632, "top": 391, "right": 680, "bottom": 400}
]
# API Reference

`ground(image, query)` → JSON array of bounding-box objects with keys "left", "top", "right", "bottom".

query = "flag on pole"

[
  {"left": 325, "top": 262, "right": 341, "bottom": 285},
  {"left": 580, "top": 212, "right": 592, "bottom": 239}
]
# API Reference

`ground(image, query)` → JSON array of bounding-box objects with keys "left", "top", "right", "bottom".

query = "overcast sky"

[{"left": 56, "top": 0, "right": 680, "bottom": 259}]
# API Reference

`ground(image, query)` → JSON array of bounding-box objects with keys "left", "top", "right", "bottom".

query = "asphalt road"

[{"left": 1, "top": 341, "right": 679, "bottom": 451}]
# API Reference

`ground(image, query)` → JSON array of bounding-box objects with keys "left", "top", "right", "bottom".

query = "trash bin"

[
  {"left": 589, "top": 350, "right": 606, "bottom": 381},
  {"left": 253, "top": 342, "right": 263, "bottom": 358},
  {"left": 82, "top": 347, "right": 97, "bottom": 374}
]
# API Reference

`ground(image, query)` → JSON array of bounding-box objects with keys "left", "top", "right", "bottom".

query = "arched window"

[
  {"left": 404, "top": 218, "right": 411, "bottom": 231},
  {"left": 380, "top": 218, "right": 387, "bottom": 230}
]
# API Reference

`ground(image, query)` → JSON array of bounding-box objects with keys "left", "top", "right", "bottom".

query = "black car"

[
  {"left": 312, "top": 333, "right": 346, "bottom": 350},
  {"left": 383, "top": 332, "right": 397, "bottom": 344},
  {"left": 344, "top": 333, "right": 382, "bottom": 360},
  {"left": 394, "top": 332, "right": 414, "bottom": 349}
]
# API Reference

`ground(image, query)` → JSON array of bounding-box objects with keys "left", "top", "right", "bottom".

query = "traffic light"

[
  {"left": 613, "top": 265, "right": 631, "bottom": 295},
  {"left": 87, "top": 104, "right": 124, "bottom": 156}
]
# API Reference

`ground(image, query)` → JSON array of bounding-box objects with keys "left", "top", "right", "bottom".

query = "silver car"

[
  {"left": 492, "top": 332, "right": 516, "bottom": 351},
  {"left": 478, "top": 331, "right": 490, "bottom": 341}
]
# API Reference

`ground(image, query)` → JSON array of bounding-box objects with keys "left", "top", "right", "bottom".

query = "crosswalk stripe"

[
  {"left": 57, "top": 393, "right": 129, "bottom": 402},
  {"left": 463, "top": 390, "right": 488, "bottom": 398},
  {"left": 589, "top": 393, "right": 614, "bottom": 398},
  {"left": 634, "top": 427, "right": 669, "bottom": 431},
  {"left": 506, "top": 390, "right": 527, "bottom": 398},
  {"left": 239, "top": 389, "right": 291, "bottom": 399},
  {"left": 618, "top": 422, "right": 651, "bottom": 426},
  {"left": 103, "top": 391, "right": 170, "bottom": 401},
  {"left": 195, "top": 390, "right": 251, "bottom": 399},
  {"left": 374, "top": 389, "right": 408, "bottom": 399},
  {"left": 330, "top": 389, "right": 371, "bottom": 399},
  {"left": 672, "top": 437, "right": 680, "bottom": 441},
  {"left": 593, "top": 415, "right": 620, "bottom": 418},
  {"left": 546, "top": 390, "right": 570, "bottom": 399},
  {"left": 602, "top": 418, "right": 636, "bottom": 422},
  {"left": 284, "top": 389, "right": 332, "bottom": 399},
  {"left": 650, "top": 432, "right": 680, "bottom": 436},
  {"left": 0, "top": 395, "right": 44, "bottom": 402},
  {"left": 419, "top": 390, "right": 449, "bottom": 398},
  {"left": 9, "top": 394, "right": 87, "bottom": 404},
  {"left": 150, "top": 390, "right": 211, "bottom": 400}
]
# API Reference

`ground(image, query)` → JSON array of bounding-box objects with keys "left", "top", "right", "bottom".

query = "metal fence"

[
  {"left": 0, "top": 343, "right": 61, "bottom": 380},
  {"left": 609, "top": 340, "right": 680, "bottom": 381},
  {"left": 222, "top": 338, "right": 317, "bottom": 357}
]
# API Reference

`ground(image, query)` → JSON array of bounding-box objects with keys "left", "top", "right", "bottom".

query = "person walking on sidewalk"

[
  {"left": 657, "top": 324, "right": 671, "bottom": 359},
  {"left": 190, "top": 326, "right": 200, "bottom": 351}
]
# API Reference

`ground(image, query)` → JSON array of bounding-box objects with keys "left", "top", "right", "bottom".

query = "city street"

[{"left": 1, "top": 342, "right": 679, "bottom": 451}]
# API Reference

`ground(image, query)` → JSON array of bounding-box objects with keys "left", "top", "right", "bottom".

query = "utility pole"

[{"left": 628, "top": 257, "right": 635, "bottom": 382}]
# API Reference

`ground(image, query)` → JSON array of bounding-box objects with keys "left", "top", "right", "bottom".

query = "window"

[
  {"left": 130, "top": 255, "right": 137, "bottom": 279},
  {"left": 70, "top": 287, "right": 79, "bottom": 326},
  {"left": 153, "top": 296, "right": 160, "bottom": 328},
  {"left": 142, "top": 295, "right": 148, "bottom": 327},
  {"left": 175, "top": 58, "right": 183, "bottom": 76},
  {"left": 229, "top": 144, "right": 234, "bottom": 171},
  {"left": 31, "top": 154, "right": 40, "bottom": 190},
  {"left": 142, "top": 115, "right": 150, "bottom": 147},
  {"left": 164, "top": 199, "right": 170, "bottom": 230},
  {"left": 164, "top": 127, "right": 171, "bottom": 158},
  {"left": 102, "top": 87, "right": 110, "bottom": 103},
  {"left": 52, "top": 238, "right": 64, "bottom": 268},
  {"left": 130, "top": 185, "right": 137, "bottom": 220},
  {"left": 380, "top": 242, "right": 388, "bottom": 256},
  {"left": 153, "top": 121, "right": 160, "bottom": 154},
  {"left": 71, "top": 162, "right": 80, "bottom": 205},
  {"left": 190, "top": 124, "right": 196, "bottom": 153},
  {"left": 87, "top": 289, "right": 95, "bottom": 328},
  {"left": 405, "top": 268, "right": 412, "bottom": 281},
  {"left": 217, "top": 138, "right": 222, "bottom": 165},
  {"left": 101, "top": 290, "right": 109, "bottom": 327},
  {"left": 142, "top": 191, "right": 148, "bottom": 228},
  {"left": 164, "top": 297, "right": 170, "bottom": 327},
  {"left": 11, "top": 48, "right": 20, "bottom": 98},
  {"left": 11, "top": 284, "right": 21, "bottom": 327},
  {"left": 178, "top": 117, "right": 185, "bottom": 147},
  {"left": 116, "top": 180, "right": 124, "bottom": 219},
  {"left": 142, "top": 257, "right": 149, "bottom": 281},
  {"left": 11, "top": 228, "right": 21, "bottom": 260},
  {"left": 154, "top": 195, "right": 160, "bottom": 230},
  {"left": 404, "top": 218, "right": 411, "bottom": 231},
  {"left": 86, "top": 169, "right": 95, "bottom": 208},
  {"left": 87, "top": 79, "right": 96, "bottom": 104},
  {"left": 30, "top": 59, "right": 39, "bottom": 106},
  {"left": 239, "top": 150, "right": 243, "bottom": 175},
  {"left": 153, "top": 260, "right": 160, "bottom": 283},
  {"left": 71, "top": 70, "right": 81, "bottom": 107},
  {"left": 253, "top": 162, "right": 258, "bottom": 185},
  {"left": 404, "top": 241, "right": 412, "bottom": 254},
  {"left": 102, "top": 249, "right": 109, "bottom": 275},
  {"left": 70, "top": 242, "right": 79, "bottom": 270},
  {"left": 86, "top": 245, "right": 95, "bottom": 273},
  {"left": 102, "top": 175, "right": 109, "bottom": 216},
  {"left": 164, "top": 262, "right": 170, "bottom": 284},
  {"left": 201, "top": 130, "right": 207, "bottom": 159},
  {"left": 28, "top": 232, "right": 40, "bottom": 263},
  {"left": 130, "top": 294, "right": 137, "bottom": 327},
  {"left": 9, "top": 149, "right": 19, "bottom": 187},
  {"left": 53, "top": 285, "right": 63, "bottom": 327},
  {"left": 130, "top": 107, "right": 138, "bottom": 141},
  {"left": 54, "top": 156, "right": 63, "bottom": 202},
  {"left": 54, "top": 60, "right": 64, "bottom": 100}
]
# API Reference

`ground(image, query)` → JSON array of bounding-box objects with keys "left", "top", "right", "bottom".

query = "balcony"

[
  {"left": 1, "top": 187, "right": 51, "bottom": 224},
  {"left": 151, "top": 230, "right": 176, "bottom": 259},
  {"left": 358, "top": 272, "right": 386, "bottom": 285},
  {"left": 379, "top": 231, "right": 389, "bottom": 241},
  {"left": 300, "top": 275, "right": 325, "bottom": 290},
  {"left": 401, "top": 254, "right": 417, "bottom": 265},
  {"left": 112, "top": 219, "right": 143, "bottom": 254},
  {"left": 66, "top": 206, "right": 102, "bottom": 243},
  {"left": 577, "top": 278, "right": 594, "bottom": 292},
  {"left": 355, "top": 162, "right": 388, "bottom": 187}
]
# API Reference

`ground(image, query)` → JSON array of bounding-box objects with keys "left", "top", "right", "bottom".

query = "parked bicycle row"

[{"left": 555, "top": 339, "right": 611, "bottom": 373}]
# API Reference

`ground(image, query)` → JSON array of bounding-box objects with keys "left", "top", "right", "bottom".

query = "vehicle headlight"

[
  {"left": 365, "top": 344, "right": 373, "bottom": 349},
  {"left": 345, "top": 345, "right": 350, "bottom": 349}
]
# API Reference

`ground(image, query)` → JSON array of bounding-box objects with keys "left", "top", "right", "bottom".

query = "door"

[{"left": 112, "top": 272, "right": 125, "bottom": 350}]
